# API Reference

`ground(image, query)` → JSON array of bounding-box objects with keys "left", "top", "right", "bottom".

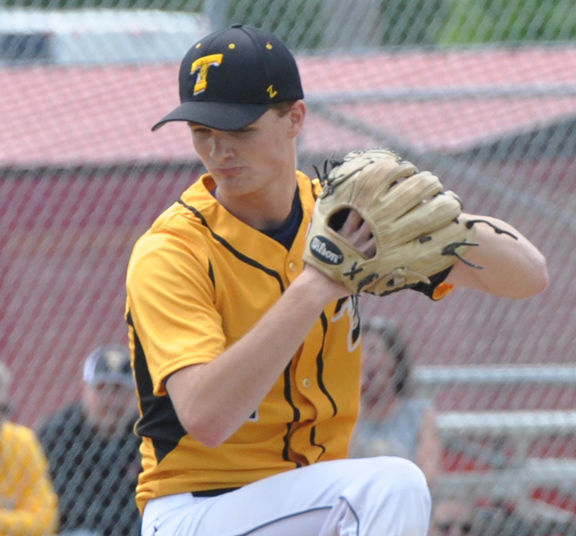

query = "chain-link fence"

[{"left": 1, "top": 1, "right": 576, "bottom": 534}]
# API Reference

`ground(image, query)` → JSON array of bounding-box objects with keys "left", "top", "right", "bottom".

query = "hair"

[
  {"left": 270, "top": 100, "right": 298, "bottom": 117},
  {"left": 0, "top": 361, "right": 12, "bottom": 400},
  {"left": 361, "top": 316, "right": 411, "bottom": 397}
]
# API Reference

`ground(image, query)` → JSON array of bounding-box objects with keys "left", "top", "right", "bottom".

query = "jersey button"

[
  {"left": 288, "top": 261, "right": 298, "bottom": 272},
  {"left": 302, "top": 378, "right": 312, "bottom": 388}
]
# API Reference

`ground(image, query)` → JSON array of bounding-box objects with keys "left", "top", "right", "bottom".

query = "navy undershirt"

[
  {"left": 262, "top": 188, "right": 302, "bottom": 249},
  {"left": 211, "top": 186, "right": 303, "bottom": 250}
]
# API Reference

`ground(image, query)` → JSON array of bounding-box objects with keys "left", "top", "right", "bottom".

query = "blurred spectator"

[
  {"left": 468, "top": 500, "right": 530, "bottom": 535},
  {"left": 37, "top": 345, "right": 140, "bottom": 536},
  {"left": 431, "top": 491, "right": 576, "bottom": 535},
  {"left": 0, "top": 360, "right": 59, "bottom": 535},
  {"left": 528, "top": 517, "right": 575, "bottom": 536},
  {"left": 468, "top": 500, "right": 576, "bottom": 535},
  {"left": 430, "top": 495, "right": 474, "bottom": 536},
  {"left": 349, "top": 316, "right": 442, "bottom": 487}
]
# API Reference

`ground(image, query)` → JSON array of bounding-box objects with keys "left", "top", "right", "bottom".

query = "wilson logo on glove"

[{"left": 309, "top": 236, "right": 344, "bottom": 265}]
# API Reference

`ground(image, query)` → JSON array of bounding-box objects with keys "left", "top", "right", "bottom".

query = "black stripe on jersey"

[
  {"left": 127, "top": 311, "right": 187, "bottom": 464},
  {"left": 208, "top": 259, "right": 215, "bottom": 287},
  {"left": 317, "top": 312, "right": 338, "bottom": 417},
  {"left": 177, "top": 199, "right": 285, "bottom": 292},
  {"left": 304, "top": 312, "right": 337, "bottom": 461},
  {"left": 309, "top": 427, "right": 327, "bottom": 461},
  {"left": 282, "top": 364, "right": 302, "bottom": 468}
]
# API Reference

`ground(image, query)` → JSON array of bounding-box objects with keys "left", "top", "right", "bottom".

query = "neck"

[{"left": 216, "top": 173, "right": 299, "bottom": 231}]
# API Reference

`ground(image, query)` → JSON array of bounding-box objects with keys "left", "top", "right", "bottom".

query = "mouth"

[{"left": 214, "top": 166, "right": 244, "bottom": 178}]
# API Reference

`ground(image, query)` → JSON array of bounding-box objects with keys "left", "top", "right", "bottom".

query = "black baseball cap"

[
  {"left": 152, "top": 24, "right": 304, "bottom": 132},
  {"left": 83, "top": 344, "right": 134, "bottom": 388}
]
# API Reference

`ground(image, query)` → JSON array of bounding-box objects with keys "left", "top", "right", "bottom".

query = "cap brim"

[{"left": 152, "top": 101, "right": 270, "bottom": 132}]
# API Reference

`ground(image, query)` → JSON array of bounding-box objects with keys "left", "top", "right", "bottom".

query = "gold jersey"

[
  {"left": 126, "top": 171, "right": 362, "bottom": 514},
  {"left": 0, "top": 422, "right": 59, "bottom": 534}
]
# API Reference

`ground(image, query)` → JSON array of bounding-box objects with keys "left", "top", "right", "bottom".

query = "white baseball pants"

[{"left": 141, "top": 456, "right": 431, "bottom": 536}]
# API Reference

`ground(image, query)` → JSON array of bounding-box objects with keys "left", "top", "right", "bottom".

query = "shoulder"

[
  {"left": 297, "top": 171, "right": 322, "bottom": 200},
  {"left": 3, "top": 421, "right": 35, "bottom": 442},
  {"left": 127, "top": 215, "right": 211, "bottom": 290},
  {"left": 132, "top": 175, "right": 215, "bottom": 249},
  {"left": 3, "top": 422, "right": 46, "bottom": 460},
  {"left": 129, "top": 177, "right": 224, "bottom": 266},
  {"left": 296, "top": 171, "right": 322, "bottom": 224}
]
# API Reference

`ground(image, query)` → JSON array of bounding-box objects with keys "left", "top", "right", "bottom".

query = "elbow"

[
  {"left": 534, "top": 259, "right": 550, "bottom": 295},
  {"left": 526, "top": 252, "right": 549, "bottom": 297},
  {"left": 193, "top": 429, "right": 229, "bottom": 449},
  {"left": 180, "top": 413, "right": 231, "bottom": 448},
  {"left": 511, "top": 253, "right": 549, "bottom": 299},
  {"left": 166, "top": 367, "right": 232, "bottom": 447}
]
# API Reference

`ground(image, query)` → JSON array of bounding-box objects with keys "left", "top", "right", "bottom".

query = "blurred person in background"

[
  {"left": 37, "top": 344, "right": 140, "bottom": 536},
  {"left": 431, "top": 495, "right": 572, "bottom": 536},
  {"left": 0, "top": 360, "right": 59, "bottom": 535},
  {"left": 430, "top": 495, "right": 474, "bottom": 536},
  {"left": 349, "top": 316, "right": 442, "bottom": 488},
  {"left": 468, "top": 500, "right": 530, "bottom": 535}
]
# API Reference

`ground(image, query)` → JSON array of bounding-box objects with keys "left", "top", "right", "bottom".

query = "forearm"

[
  {"left": 447, "top": 214, "right": 548, "bottom": 298},
  {"left": 167, "top": 266, "right": 348, "bottom": 446}
]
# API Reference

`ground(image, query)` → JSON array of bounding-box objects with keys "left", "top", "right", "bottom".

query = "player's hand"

[
  {"left": 338, "top": 209, "right": 376, "bottom": 259},
  {"left": 302, "top": 209, "right": 374, "bottom": 301}
]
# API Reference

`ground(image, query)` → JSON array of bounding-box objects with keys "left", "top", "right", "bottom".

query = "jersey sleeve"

[{"left": 126, "top": 229, "right": 226, "bottom": 397}]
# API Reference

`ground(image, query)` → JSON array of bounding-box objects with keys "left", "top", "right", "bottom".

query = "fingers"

[
  {"left": 339, "top": 209, "right": 376, "bottom": 258},
  {"left": 340, "top": 209, "right": 362, "bottom": 233}
]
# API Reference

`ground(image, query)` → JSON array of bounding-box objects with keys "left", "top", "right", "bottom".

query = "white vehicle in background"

[{"left": 0, "top": 8, "right": 211, "bottom": 65}]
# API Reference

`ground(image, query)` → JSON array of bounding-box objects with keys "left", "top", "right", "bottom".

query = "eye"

[
  {"left": 188, "top": 123, "right": 211, "bottom": 135},
  {"left": 230, "top": 126, "right": 254, "bottom": 138}
]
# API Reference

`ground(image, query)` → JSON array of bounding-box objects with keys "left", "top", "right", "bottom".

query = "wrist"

[{"left": 292, "top": 264, "right": 350, "bottom": 306}]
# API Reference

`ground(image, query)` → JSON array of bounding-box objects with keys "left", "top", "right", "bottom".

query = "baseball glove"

[{"left": 303, "top": 148, "right": 479, "bottom": 296}]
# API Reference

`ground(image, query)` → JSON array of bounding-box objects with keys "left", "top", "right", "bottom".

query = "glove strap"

[
  {"left": 466, "top": 219, "right": 519, "bottom": 240},
  {"left": 442, "top": 241, "right": 481, "bottom": 269},
  {"left": 443, "top": 218, "right": 519, "bottom": 269}
]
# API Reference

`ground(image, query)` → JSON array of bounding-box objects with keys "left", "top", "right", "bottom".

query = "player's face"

[
  {"left": 431, "top": 499, "right": 473, "bottom": 536},
  {"left": 188, "top": 102, "right": 305, "bottom": 199}
]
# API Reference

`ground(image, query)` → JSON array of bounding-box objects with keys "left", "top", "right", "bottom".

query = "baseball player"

[{"left": 125, "top": 24, "right": 548, "bottom": 536}]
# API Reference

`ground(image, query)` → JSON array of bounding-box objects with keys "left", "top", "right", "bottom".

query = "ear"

[{"left": 287, "top": 100, "right": 306, "bottom": 138}]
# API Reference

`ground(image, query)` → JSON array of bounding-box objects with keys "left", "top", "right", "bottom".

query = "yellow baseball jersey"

[
  {"left": 126, "top": 171, "right": 363, "bottom": 514},
  {"left": 0, "top": 421, "right": 59, "bottom": 535}
]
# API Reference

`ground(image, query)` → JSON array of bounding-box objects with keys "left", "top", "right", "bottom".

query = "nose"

[{"left": 210, "top": 134, "right": 234, "bottom": 162}]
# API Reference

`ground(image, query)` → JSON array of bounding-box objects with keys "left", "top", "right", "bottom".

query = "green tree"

[{"left": 437, "top": 0, "right": 576, "bottom": 46}]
